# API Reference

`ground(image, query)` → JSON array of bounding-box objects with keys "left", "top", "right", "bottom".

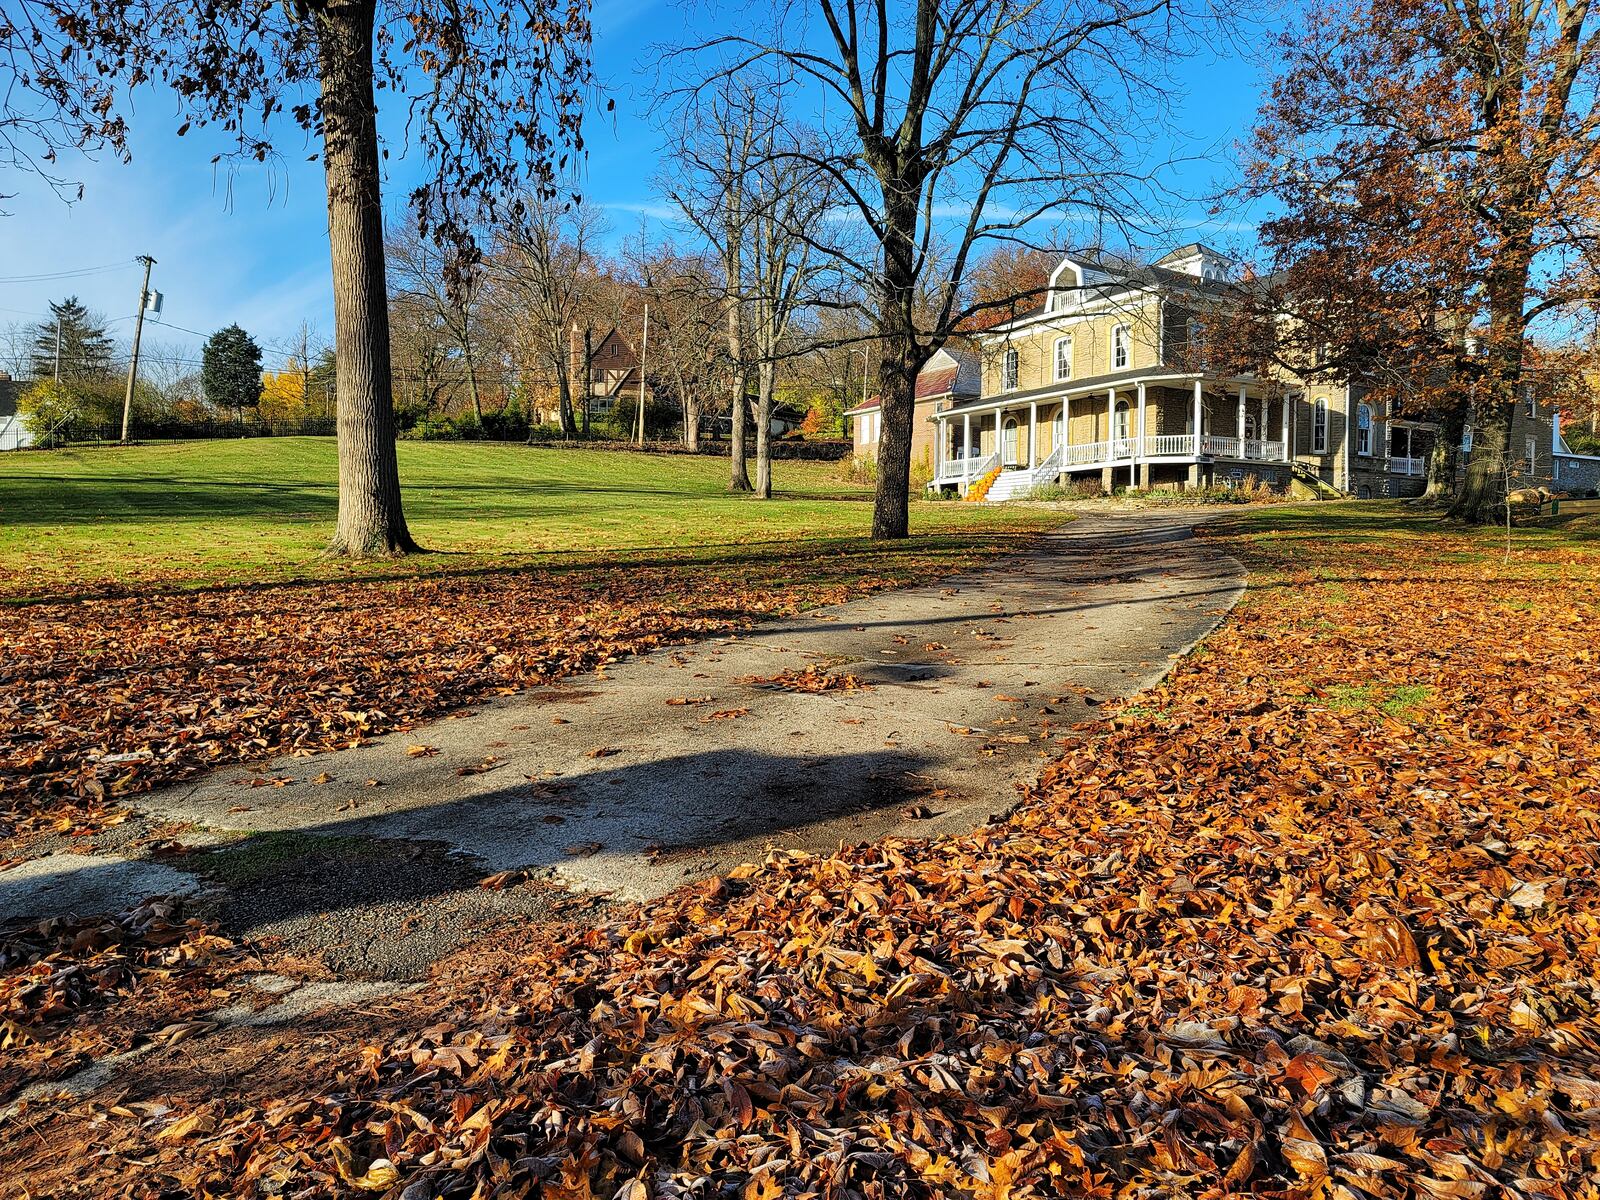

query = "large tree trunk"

[
  {"left": 465, "top": 349, "right": 483, "bottom": 425},
  {"left": 555, "top": 363, "right": 577, "bottom": 439},
  {"left": 317, "top": 0, "right": 416, "bottom": 557},
  {"left": 728, "top": 371, "right": 752, "bottom": 490},
  {"left": 1421, "top": 406, "right": 1467, "bottom": 502},
  {"left": 755, "top": 359, "right": 774, "bottom": 498},
  {"left": 870, "top": 183, "right": 930, "bottom": 540},
  {"left": 1453, "top": 400, "right": 1516, "bottom": 523},
  {"left": 872, "top": 331, "right": 921, "bottom": 539},
  {"left": 684, "top": 389, "right": 701, "bottom": 451}
]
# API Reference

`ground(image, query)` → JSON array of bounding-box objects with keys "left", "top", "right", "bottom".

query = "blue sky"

[{"left": 1, "top": 1, "right": 1269, "bottom": 372}]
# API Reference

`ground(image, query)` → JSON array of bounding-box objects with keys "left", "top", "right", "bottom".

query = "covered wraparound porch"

[{"left": 930, "top": 373, "right": 1292, "bottom": 498}]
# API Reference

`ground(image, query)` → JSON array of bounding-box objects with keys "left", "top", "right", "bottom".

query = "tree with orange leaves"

[{"left": 1244, "top": 0, "right": 1600, "bottom": 520}]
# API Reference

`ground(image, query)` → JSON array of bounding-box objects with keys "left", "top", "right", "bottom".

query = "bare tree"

[
  {"left": 626, "top": 242, "right": 726, "bottom": 451},
  {"left": 6, "top": 0, "right": 591, "bottom": 555},
  {"left": 663, "top": 78, "right": 764, "bottom": 491},
  {"left": 388, "top": 219, "right": 490, "bottom": 424},
  {"left": 677, "top": 0, "right": 1194, "bottom": 536},
  {"left": 670, "top": 84, "right": 838, "bottom": 494},
  {"left": 492, "top": 197, "right": 607, "bottom": 439}
]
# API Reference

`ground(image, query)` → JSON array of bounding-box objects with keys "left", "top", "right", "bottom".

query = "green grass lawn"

[{"left": 0, "top": 438, "right": 1056, "bottom": 597}]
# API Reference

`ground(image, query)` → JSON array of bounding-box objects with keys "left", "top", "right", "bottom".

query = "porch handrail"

[
  {"left": 963, "top": 450, "right": 1000, "bottom": 485},
  {"left": 1028, "top": 444, "right": 1063, "bottom": 484}
]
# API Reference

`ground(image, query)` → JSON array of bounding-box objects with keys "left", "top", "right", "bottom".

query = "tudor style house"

[{"left": 918, "top": 244, "right": 1441, "bottom": 500}]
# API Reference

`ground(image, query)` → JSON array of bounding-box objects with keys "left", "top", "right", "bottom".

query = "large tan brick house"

[{"left": 918, "top": 244, "right": 1441, "bottom": 500}]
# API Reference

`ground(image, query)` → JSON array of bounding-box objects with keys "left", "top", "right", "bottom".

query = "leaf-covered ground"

[
  {"left": 9, "top": 506, "right": 1600, "bottom": 1198},
  {"left": 0, "top": 533, "right": 1041, "bottom": 850}
]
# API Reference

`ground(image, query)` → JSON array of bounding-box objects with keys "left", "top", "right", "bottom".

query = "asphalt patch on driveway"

[{"left": 176, "top": 832, "right": 600, "bottom": 981}]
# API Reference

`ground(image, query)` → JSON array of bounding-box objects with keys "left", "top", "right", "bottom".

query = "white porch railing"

[
  {"left": 1390, "top": 456, "right": 1424, "bottom": 476},
  {"left": 932, "top": 428, "right": 1292, "bottom": 483},
  {"left": 932, "top": 450, "right": 997, "bottom": 487},
  {"left": 1198, "top": 435, "right": 1287, "bottom": 462},
  {"left": 1143, "top": 434, "right": 1194, "bottom": 457},
  {"left": 1065, "top": 440, "right": 1108, "bottom": 468}
]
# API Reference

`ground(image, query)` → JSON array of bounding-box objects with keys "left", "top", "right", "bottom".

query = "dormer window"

[
  {"left": 1001, "top": 348, "right": 1019, "bottom": 391},
  {"left": 1111, "top": 324, "right": 1131, "bottom": 371},
  {"left": 1054, "top": 335, "right": 1073, "bottom": 382}
]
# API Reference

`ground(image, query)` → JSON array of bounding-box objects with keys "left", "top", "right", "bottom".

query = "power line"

[{"left": 0, "top": 261, "right": 137, "bottom": 284}]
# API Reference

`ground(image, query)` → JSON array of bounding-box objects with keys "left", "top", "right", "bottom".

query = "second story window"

[
  {"left": 1001, "top": 347, "right": 1019, "bottom": 391},
  {"left": 1312, "top": 398, "right": 1329, "bottom": 454},
  {"left": 1357, "top": 403, "right": 1373, "bottom": 456},
  {"left": 1524, "top": 385, "right": 1536, "bottom": 417},
  {"left": 1054, "top": 335, "right": 1073, "bottom": 381},
  {"left": 1112, "top": 324, "right": 1131, "bottom": 370}
]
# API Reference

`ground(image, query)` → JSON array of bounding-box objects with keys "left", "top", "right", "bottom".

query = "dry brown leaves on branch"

[{"left": 14, "top": 515, "right": 1600, "bottom": 1198}]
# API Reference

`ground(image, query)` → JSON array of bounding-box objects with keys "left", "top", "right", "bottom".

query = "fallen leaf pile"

[
  {"left": 0, "top": 896, "right": 238, "bottom": 1100},
  {"left": 13, "top": 513, "right": 1600, "bottom": 1197},
  {"left": 1, "top": 540, "right": 1006, "bottom": 846},
  {"left": 740, "top": 665, "right": 871, "bottom": 693}
]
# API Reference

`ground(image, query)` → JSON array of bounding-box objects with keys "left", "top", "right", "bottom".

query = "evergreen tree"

[
  {"left": 29, "top": 296, "right": 115, "bottom": 383},
  {"left": 201, "top": 324, "right": 264, "bottom": 419}
]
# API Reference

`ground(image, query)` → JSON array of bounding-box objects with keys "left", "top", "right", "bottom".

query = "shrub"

[
  {"left": 837, "top": 455, "right": 877, "bottom": 486},
  {"left": 1027, "top": 479, "right": 1103, "bottom": 502},
  {"left": 18, "top": 379, "right": 83, "bottom": 443}
]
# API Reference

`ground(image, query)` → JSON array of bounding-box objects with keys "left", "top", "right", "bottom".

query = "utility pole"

[
  {"left": 120, "top": 255, "right": 156, "bottom": 444},
  {"left": 635, "top": 303, "right": 649, "bottom": 447}
]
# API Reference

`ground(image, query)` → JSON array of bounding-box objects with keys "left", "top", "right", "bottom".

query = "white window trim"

[
  {"left": 1356, "top": 403, "right": 1373, "bottom": 457},
  {"left": 1053, "top": 335, "right": 1073, "bottom": 382},
  {"left": 1311, "top": 398, "right": 1329, "bottom": 455},
  {"left": 1111, "top": 324, "right": 1131, "bottom": 371},
  {"left": 1001, "top": 348, "right": 1019, "bottom": 392}
]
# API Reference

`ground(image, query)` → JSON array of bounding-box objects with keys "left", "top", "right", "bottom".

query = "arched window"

[
  {"left": 1001, "top": 348, "right": 1019, "bottom": 391},
  {"left": 1054, "top": 335, "right": 1073, "bottom": 381},
  {"left": 1243, "top": 412, "right": 1258, "bottom": 441},
  {"left": 1114, "top": 399, "right": 1132, "bottom": 453},
  {"left": 1356, "top": 403, "right": 1373, "bottom": 456},
  {"left": 1111, "top": 324, "right": 1132, "bottom": 370},
  {"left": 1312, "top": 398, "right": 1329, "bottom": 454},
  {"left": 1003, "top": 417, "right": 1020, "bottom": 463}
]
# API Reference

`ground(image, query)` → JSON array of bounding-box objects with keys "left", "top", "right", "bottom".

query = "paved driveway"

[{"left": 3, "top": 511, "right": 1243, "bottom": 977}]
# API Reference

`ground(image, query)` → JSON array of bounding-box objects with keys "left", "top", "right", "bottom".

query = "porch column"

[
  {"left": 1192, "top": 380, "right": 1203, "bottom": 454},
  {"left": 1106, "top": 389, "right": 1117, "bottom": 457},
  {"left": 1136, "top": 382, "right": 1147, "bottom": 460},
  {"left": 963, "top": 412, "right": 972, "bottom": 487},
  {"left": 1282, "top": 392, "right": 1292, "bottom": 459},
  {"left": 1237, "top": 385, "right": 1247, "bottom": 450},
  {"left": 995, "top": 408, "right": 1003, "bottom": 465},
  {"left": 1028, "top": 400, "right": 1038, "bottom": 468}
]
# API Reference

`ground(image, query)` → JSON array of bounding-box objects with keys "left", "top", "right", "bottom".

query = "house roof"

[
  {"left": 843, "top": 395, "right": 880, "bottom": 416},
  {"left": 0, "top": 378, "right": 27, "bottom": 419},
  {"left": 916, "top": 366, "right": 960, "bottom": 399}
]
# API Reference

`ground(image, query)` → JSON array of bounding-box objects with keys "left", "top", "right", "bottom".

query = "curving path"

[{"left": 2, "top": 511, "right": 1244, "bottom": 979}]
